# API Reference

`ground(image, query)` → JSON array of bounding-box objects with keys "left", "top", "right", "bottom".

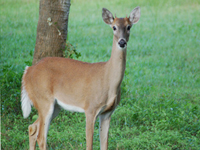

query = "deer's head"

[{"left": 102, "top": 7, "right": 140, "bottom": 50}]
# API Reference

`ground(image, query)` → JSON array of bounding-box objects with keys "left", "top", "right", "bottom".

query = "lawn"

[{"left": 1, "top": 0, "right": 200, "bottom": 149}]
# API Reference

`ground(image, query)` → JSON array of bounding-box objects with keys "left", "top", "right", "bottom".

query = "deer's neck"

[{"left": 106, "top": 36, "right": 127, "bottom": 91}]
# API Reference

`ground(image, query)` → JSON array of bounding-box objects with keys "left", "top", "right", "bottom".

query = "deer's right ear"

[{"left": 102, "top": 8, "right": 114, "bottom": 25}]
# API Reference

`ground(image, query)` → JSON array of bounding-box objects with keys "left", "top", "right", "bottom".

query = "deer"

[{"left": 21, "top": 6, "right": 140, "bottom": 150}]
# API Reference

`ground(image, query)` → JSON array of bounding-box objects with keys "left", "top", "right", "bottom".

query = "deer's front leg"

[
  {"left": 99, "top": 112, "right": 112, "bottom": 150},
  {"left": 99, "top": 90, "right": 120, "bottom": 149},
  {"left": 85, "top": 112, "right": 96, "bottom": 150}
]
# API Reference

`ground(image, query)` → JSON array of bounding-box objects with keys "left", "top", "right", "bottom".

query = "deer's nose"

[{"left": 118, "top": 39, "right": 127, "bottom": 48}]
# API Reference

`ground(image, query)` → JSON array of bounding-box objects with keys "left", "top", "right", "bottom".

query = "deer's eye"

[
  {"left": 113, "top": 26, "right": 116, "bottom": 31},
  {"left": 127, "top": 25, "right": 131, "bottom": 31}
]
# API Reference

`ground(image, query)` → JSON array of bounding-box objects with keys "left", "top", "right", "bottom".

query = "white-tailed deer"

[{"left": 21, "top": 7, "right": 140, "bottom": 150}]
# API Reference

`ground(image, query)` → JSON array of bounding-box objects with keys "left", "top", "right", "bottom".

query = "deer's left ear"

[{"left": 129, "top": 6, "right": 140, "bottom": 24}]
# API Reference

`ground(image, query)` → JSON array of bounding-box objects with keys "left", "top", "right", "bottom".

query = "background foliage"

[{"left": 1, "top": 0, "right": 200, "bottom": 149}]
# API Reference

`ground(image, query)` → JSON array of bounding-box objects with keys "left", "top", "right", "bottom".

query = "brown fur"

[{"left": 21, "top": 7, "right": 140, "bottom": 150}]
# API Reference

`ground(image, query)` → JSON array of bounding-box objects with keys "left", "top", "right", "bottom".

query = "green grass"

[{"left": 1, "top": 0, "right": 200, "bottom": 149}]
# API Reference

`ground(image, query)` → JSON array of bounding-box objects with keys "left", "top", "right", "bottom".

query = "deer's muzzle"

[{"left": 118, "top": 39, "right": 127, "bottom": 48}]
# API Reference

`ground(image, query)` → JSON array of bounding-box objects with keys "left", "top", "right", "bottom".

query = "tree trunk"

[{"left": 32, "top": 0, "right": 71, "bottom": 65}]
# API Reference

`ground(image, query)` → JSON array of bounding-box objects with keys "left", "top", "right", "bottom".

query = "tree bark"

[{"left": 32, "top": 0, "right": 71, "bottom": 65}]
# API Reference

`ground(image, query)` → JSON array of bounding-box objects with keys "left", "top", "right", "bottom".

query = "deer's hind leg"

[
  {"left": 29, "top": 118, "right": 39, "bottom": 150},
  {"left": 29, "top": 99, "right": 56, "bottom": 150}
]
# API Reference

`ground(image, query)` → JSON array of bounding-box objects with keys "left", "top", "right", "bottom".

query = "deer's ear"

[
  {"left": 102, "top": 8, "right": 114, "bottom": 25},
  {"left": 129, "top": 6, "right": 140, "bottom": 24}
]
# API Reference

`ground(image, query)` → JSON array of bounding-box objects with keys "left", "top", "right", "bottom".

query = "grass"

[{"left": 1, "top": 0, "right": 200, "bottom": 149}]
